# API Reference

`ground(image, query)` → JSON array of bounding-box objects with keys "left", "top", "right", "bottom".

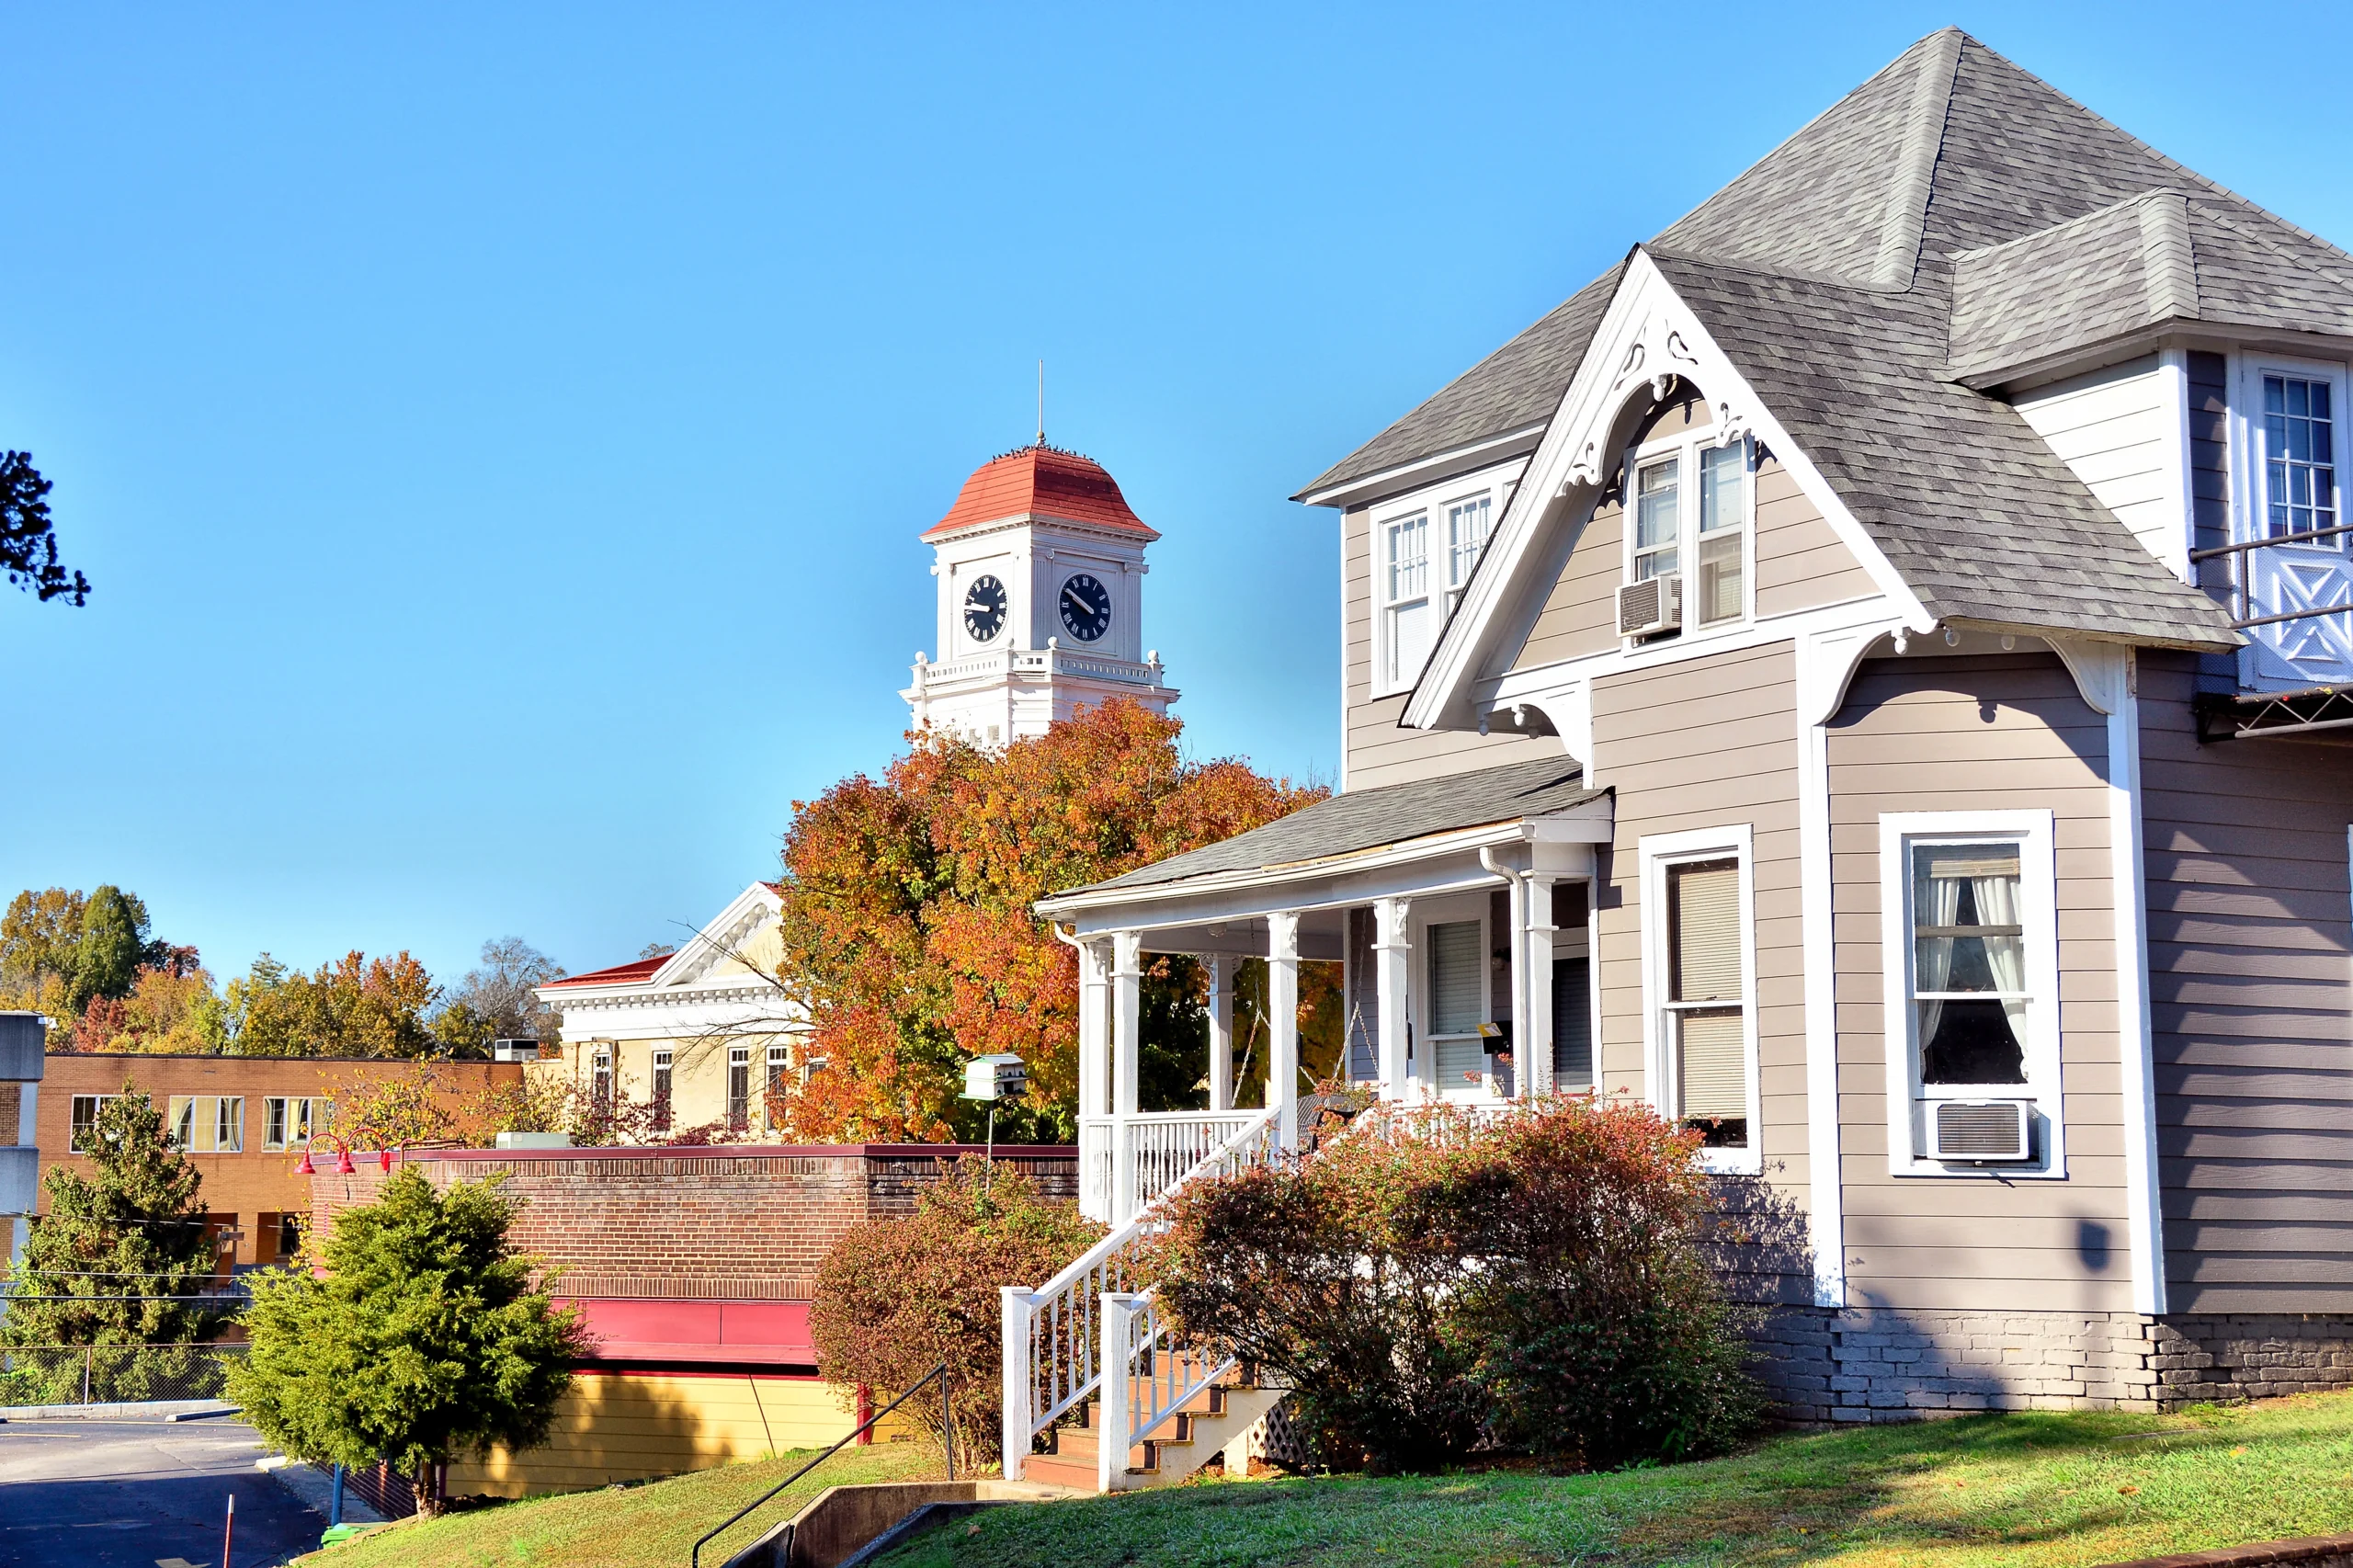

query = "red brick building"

[
  {"left": 38, "top": 1052, "right": 523, "bottom": 1269},
  {"left": 306, "top": 1141, "right": 1078, "bottom": 1494}
]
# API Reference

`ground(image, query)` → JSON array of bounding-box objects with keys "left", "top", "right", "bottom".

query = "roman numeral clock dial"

[
  {"left": 962, "top": 574, "right": 1007, "bottom": 642},
  {"left": 1058, "top": 573, "right": 1112, "bottom": 642}
]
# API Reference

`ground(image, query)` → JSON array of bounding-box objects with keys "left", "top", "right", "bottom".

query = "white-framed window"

[
  {"left": 727, "top": 1044, "right": 752, "bottom": 1126},
  {"left": 1877, "top": 811, "right": 2063, "bottom": 1176},
  {"left": 263, "top": 1096, "right": 318, "bottom": 1152},
  {"left": 1381, "top": 510, "right": 1432, "bottom": 690},
  {"left": 166, "top": 1095, "right": 244, "bottom": 1153},
  {"left": 1423, "top": 915, "right": 1493, "bottom": 1101},
  {"left": 1444, "top": 493, "right": 1493, "bottom": 614},
  {"left": 1638, "top": 825, "right": 1759, "bottom": 1173},
  {"left": 69, "top": 1094, "right": 117, "bottom": 1153},
  {"left": 591, "top": 1044, "right": 613, "bottom": 1108},
  {"left": 1622, "top": 429, "right": 1754, "bottom": 635},
  {"left": 766, "top": 1043, "right": 790, "bottom": 1124},
  {"left": 651, "top": 1047, "right": 673, "bottom": 1129},
  {"left": 2257, "top": 367, "right": 2343, "bottom": 544}
]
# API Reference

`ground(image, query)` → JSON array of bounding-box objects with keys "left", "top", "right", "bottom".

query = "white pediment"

[{"left": 1401, "top": 249, "right": 1933, "bottom": 734}]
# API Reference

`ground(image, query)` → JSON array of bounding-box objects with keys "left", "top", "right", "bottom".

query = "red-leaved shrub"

[
  {"left": 1147, "top": 1095, "right": 1760, "bottom": 1474},
  {"left": 811, "top": 1158, "right": 1099, "bottom": 1467}
]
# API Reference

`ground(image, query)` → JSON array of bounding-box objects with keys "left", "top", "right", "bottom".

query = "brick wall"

[
  {"left": 308, "top": 1144, "right": 1078, "bottom": 1301},
  {"left": 1749, "top": 1308, "right": 2353, "bottom": 1422}
]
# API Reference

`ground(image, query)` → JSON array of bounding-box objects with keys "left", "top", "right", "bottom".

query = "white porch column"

[
  {"left": 1077, "top": 939, "right": 1111, "bottom": 1121},
  {"left": 1373, "top": 898, "right": 1414, "bottom": 1101},
  {"left": 1110, "top": 930, "right": 1143, "bottom": 1222},
  {"left": 1524, "top": 877, "right": 1558, "bottom": 1099},
  {"left": 1205, "top": 954, "right": 1233, "bottom": 1113},
  {"left": 1266, "top": 912, "right": 1302, "bottom": 1150}
]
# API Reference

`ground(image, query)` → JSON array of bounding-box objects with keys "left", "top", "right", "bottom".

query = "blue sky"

[{"left": 3, "top": 3, "right": 2347, "bottom": 988}]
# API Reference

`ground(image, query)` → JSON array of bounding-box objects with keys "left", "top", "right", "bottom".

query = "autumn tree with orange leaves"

[{"left": 775, "top": 699, "right": 1327, "bottom": 1143}]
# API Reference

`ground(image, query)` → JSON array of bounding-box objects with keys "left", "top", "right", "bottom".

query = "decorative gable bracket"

[{"left": 1404, "top": 248, "right": 1936, "bottom": 735}]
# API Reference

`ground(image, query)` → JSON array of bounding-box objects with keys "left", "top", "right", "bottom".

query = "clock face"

[
  {"left": 962, "top": 574, "right": 1007, "bottom": 642},
  {"left": 1058, "top": 573, "right": 1112, "bottom": 642}
]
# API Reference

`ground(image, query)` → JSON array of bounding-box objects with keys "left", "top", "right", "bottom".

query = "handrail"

[
  {"left": 2189, "top": 520, "right": 2353, "bottom": 560},
  {"left": 688, "top": 1361, "right": 953, "bottom": 1568},
  {"left": 1004, "top": 1106, "right": 1279, "bottom": 1478}
]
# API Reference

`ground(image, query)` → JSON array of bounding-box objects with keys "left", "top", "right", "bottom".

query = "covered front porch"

[{"left": 1038, "top": 757, "right": 1613, "bottom": 1225}]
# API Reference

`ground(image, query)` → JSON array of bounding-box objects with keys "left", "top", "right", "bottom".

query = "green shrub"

[
  {"left": 1149, "top": 1096, "right": 1762, "bottom": 1474},
  {"left": 810, "top": 1158, "right": 1100, "bottom": 1469}
]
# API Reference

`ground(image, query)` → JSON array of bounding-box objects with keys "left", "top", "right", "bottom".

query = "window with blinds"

[
  {"left": 1427, "top": 919, "right": 1488, "bottom": 1098},
  {"left": 1666, "top": 857, "right": 1748, "bottom": 1147},
  {"left": 1552, "top": 955, "right": 1593, "bottom": 1090}
]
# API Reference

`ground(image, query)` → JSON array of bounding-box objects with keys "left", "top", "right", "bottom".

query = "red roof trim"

[
  {"left": 921, "top": 445, "right": 1157, "bottom": 543},
  {"left": 541, "top": 955, "right": 668, "bottom": 990}
]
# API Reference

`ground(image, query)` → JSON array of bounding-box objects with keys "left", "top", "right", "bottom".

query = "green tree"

[
  {"left": 1, "top": 450, "right": 89, "bottom": 606},
  {"left": 0, "top": 1088, "right": 224, "bottom": 1400},
  {"left": 228, "top": 1168, "right": 589, "bottom": 1517},
  {"left": 71, "top": 885, "right": 146, "bottom": 1012}
]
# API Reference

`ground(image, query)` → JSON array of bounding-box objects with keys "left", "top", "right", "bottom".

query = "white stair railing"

[
  {"left": 1002, "top": 1106, "right": 1279, "bottom": 1481},
  {"left": 1097, "top": 1290, "right": 1238, "bottom": 1491}
]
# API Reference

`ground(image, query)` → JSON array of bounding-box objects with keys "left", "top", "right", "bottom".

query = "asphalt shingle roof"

[
  {"left": 1063, "top": 756, "right": 1601, "bottom": 898},
  {"left": 1296, "top": 28, "right": 2353, "bottom": 651}
]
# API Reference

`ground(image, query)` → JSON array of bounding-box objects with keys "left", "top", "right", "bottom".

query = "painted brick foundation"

[{"left": 1750, "top": 1309, "right": 2353, "bottom": 1421}]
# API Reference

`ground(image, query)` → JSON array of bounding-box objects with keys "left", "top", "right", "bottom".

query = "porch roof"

[{"left": 1044, "top": 756, "right": 1603, "bottom": 907}]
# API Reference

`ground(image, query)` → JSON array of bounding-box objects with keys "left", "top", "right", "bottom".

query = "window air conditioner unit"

[
  {"left": 492, "top": 1038, "right": 541, "bottom": 1063},
  {"left": 1929, "top": 1099, "right": 2033, "bottom": 1163},
  {"left": 1618, "top": 574, "right": 1683, "bottom": 637}
]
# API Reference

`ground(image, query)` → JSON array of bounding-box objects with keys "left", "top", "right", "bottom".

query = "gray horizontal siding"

[{"left": 2141, "top": 652, "right": 2353, "bottom": 1312}]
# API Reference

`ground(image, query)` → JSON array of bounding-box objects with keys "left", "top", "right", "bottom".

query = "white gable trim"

[
  {"left": 1403, "top": 249, "right": 1935, "bottom": 733},
  {"left": 648, "top": 881, "right": 786, "bottom": 990}
]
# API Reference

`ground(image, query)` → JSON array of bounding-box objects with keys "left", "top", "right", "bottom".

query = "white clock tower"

[{"left": 904, "top": 443, "right": 1177, "bottom": 744}]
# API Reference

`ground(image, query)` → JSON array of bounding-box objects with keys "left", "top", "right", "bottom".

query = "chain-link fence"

[{"left": 0, "top": 1343, "right": 248, "bottom": 1406}]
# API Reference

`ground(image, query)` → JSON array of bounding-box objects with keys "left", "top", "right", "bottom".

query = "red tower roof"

[{"left": 922, "top": 444, "right": 1159, "bottom": 543}]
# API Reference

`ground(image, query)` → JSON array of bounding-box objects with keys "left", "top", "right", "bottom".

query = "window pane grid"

[
  {"left": 1633, "top": 458, "right": 1679, "bottom": 580},
  {"left": 2263, "top": 374, "right": 2340, "bottom": 541},
  {"left": 1446, "top": 496, "right": 1491, "bottom": 590},
  {"left": 1910, "top": 840, "right": 2029, "bottom": 1087}
]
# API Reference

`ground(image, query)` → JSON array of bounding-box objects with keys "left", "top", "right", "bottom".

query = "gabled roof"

[
  {"left": 541, "top": 956, "right": 666, "bottom": 991},
  {"left": 536, "top": 881, "right": 787, "bottom": 1002},
  {"left": 1295, "top": 28, "right": 2351, "bottom": 649},
  {"left": 923, "top": 444, "right": 1158, "bottom": 543},
  {"left": 1063, "top": 756, "right": 1600, "bottom": 899}
]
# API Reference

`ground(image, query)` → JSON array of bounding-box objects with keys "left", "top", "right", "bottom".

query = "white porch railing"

[
  {"left": 1002, "top": 1107, "right": 1279, "bottom": 1481},
  {"left": 1097, "top": 1290, "right": 1237, "bottom": 1492},
  {"left": 1077, "top": 1110, "right": 1265, "bottom": 1223}
]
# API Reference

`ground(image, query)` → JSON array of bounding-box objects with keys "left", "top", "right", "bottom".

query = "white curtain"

[
  {"left": 1973, "top": 866, "right": 2029, "bottom": 1043},
  {"left": 1913, "top": 869, "right": 1961, "bottom": 1052}
]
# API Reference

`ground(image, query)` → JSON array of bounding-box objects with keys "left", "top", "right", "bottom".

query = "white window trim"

[
  {"left": 1619, "top": 426, "right": 1757, "bottom": 646},
  {"left": 1367, "top": 464, "right": 1521, "bottom": 699},
  {"left": 1877, "top": 809, "right": 2066, "bottom": 1179},
  {"left": 1415, "top": 900, "right": 1496, "bottom": 1101},
  {"left": 1638, "top": 824, "right": 1761, "bottom": 1176},
  {"left": 2233, "top": 352, "right": 2350, "bottom": 549}
]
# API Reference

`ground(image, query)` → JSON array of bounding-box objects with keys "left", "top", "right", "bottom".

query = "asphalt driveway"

[{"left": 0, "top": 1419, "right": 324, "bottom": 1568}]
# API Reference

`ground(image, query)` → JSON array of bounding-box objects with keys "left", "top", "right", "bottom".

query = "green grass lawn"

[
  {"left": 881, "top": 1393, "right": 2353, "bottom": 1568},
  {"left": 310, "top": 1440, "right": 943, "bottom": 1568}
]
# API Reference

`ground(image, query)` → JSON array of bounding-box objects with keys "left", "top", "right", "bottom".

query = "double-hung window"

[
  {"left": 1624, "top": 433, "right": 1753, "bottom": 634},
  {"left": 651, "top": 1048, "right": 674, "bottom": 1129},
  {"left": 1641, "top": 827, "right": 1757, "bottom": 1171},
  {"left": 766, "top": 1043, "right": 790, "bottom": 1124},
  {"left": 591, "top": 1045, "right": 613, "bottom": 1108},
  {"left": 1382, "top": 512, "right": 1432, "bottom": 688},
  {"left": 727, "top": 1044, "right": 751, "bottom": 1127},
  {"left": 1880, "top": 812, "right": 2061, "bottom": 1174},
  {"left": 1424, "top": 917, "right": 1491, "bottom": 1100},
  {"left": 1444, "top": 494, "right": 1493, "bottom": 615}
]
